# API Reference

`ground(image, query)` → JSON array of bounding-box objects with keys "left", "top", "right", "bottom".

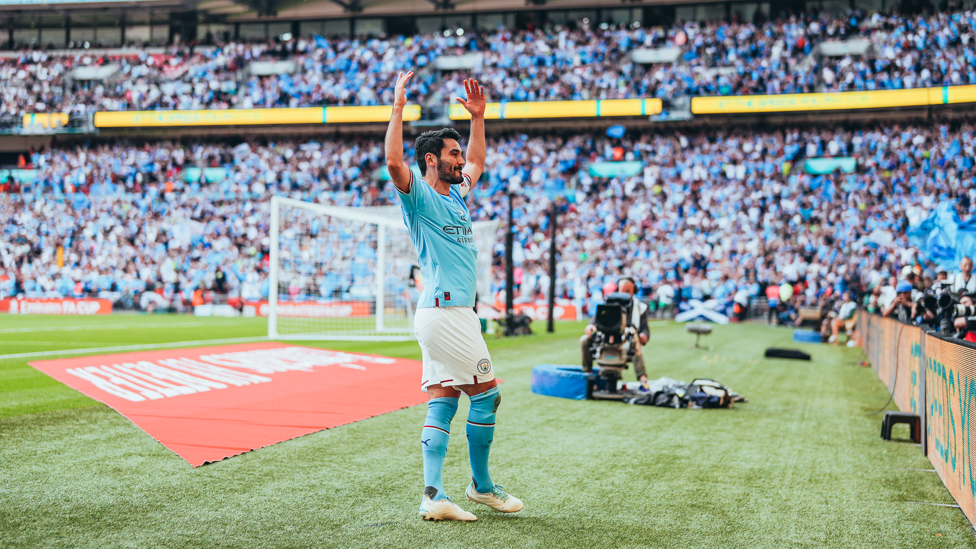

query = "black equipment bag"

[
  {"left": 623, "top": 378, "right": 740, "bottom": 409},
  {"left": 764, "top": 348, "right": 812, "bottom": 361}
]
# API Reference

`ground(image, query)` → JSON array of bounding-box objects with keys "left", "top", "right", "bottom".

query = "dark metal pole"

[
  {"left": 505, "top": 191, "right": 515, "bottom": 336},
  {"left": 547, "top": 200, "right": 557, "bottom": 333}
]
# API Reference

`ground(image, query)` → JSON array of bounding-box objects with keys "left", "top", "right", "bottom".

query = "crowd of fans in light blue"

[
  {"left": 2, "top": 120, "right": 974, "bottom": 313},
  {"left": 3, "top": 8, "right": 976, "bottom": 117}
]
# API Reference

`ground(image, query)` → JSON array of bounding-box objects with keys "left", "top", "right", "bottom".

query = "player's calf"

[
  {"left": 466, "top": 386, "right": 500, "bottom": 493},
  {"left": 421, "top": 397, "right": 458, "bottom": 502}
]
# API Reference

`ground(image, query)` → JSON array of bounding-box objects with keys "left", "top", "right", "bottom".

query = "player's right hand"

[
  {"left": 394, "top": 71, "right": 414, "bottom": 109},
  {"left": 585, "top": 324, "right": 596, "bottom": 336}
]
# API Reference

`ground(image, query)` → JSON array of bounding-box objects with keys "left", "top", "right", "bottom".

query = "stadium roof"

[
  {"left": 0, "top": 0, "right": 709, "bottom": 20},
  {"left": 243, "top": 0, "right": 675, "bottom": 20},
  {"left": 0, "top": 0, "right": 188, "bottom": 12}
]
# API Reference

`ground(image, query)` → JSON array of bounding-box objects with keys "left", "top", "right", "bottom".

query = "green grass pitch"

[{"left": 0, "top": 314, "right": 972, "bottom": 548}]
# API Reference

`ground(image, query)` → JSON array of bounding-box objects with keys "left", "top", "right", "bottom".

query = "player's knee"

[
  {"left": 426, "top": 397, "right": 459, "bottom": 427},
  {"left": 468, "top": 387, "right": 499, "bottom": 423},
  {"left": 423, "top": 398, "right": 457, "bottom": 452}
]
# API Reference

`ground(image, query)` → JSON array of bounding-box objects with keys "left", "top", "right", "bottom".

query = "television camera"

[
  {"left": 588, "top": 292, "right": 640, "bottom": 400},
  {"left": 941, "top": 296, "right": 976, "bottom": 337},
  {"left": 910, "top": 282, "right": 976, "bottom": 337}
]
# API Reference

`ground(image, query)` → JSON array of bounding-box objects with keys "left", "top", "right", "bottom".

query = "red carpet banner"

[{"left": 30, "top": 342, "right": 426, "bottom": 466}]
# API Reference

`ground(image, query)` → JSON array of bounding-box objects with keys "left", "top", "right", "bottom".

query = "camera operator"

[
  {"left": 580, "top": 277, "right": 650, "bottom": 383},
  {"left": 882, "top": 281, "right": 915, "bottom": 323},
  {"left": 952, "top": 257, "right": 976, "bottom": 295},
  {"left": 951, "top": 294, "right": 976, "bottom": 342}
]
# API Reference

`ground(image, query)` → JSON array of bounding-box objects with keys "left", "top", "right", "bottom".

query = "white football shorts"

[{"left": 414, "top": 306, "right": 494, "bottom": 392}]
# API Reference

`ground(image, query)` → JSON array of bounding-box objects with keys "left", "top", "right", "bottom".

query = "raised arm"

[
  {"left": 881, "top": 294, "right": 901, "bottom": 318},
  {"left": 385, "top": 71, "right": 414, "bottom": 194},
  {"left": 457, "top": 78, "right": 486, "bottom": 196}
]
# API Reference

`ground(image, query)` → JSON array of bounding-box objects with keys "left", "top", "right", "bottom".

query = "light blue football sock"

[
  {"left": 466, "top": 387, "right": 500, "bottom": 493},
  {"left": 421, "top": 397, "right": 458, "bottom": 501}
]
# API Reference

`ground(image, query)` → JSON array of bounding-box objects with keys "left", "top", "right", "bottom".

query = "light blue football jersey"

[{"left": 397, "top": 171, "right": 477, "bottom": 308}]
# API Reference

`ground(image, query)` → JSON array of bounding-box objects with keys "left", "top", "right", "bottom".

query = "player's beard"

[{"left": 436, "top": 159, "right": 464, "bottom": 185}]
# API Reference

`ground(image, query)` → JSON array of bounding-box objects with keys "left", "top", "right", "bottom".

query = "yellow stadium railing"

[
  {"left": 41, "top": 84, "right": 976, "bottom": 129},
  {"left": 692, "top": 84, "right": 976, "bottom": 114},
  {"left": 93, "top": 105, "right": 422, "bottom": 128},
  {"left": 448, "top": 98, "right": 663, "bottom": 120},
  {"left": 22, "top": 112, "right": 70, "bottom": 129}
]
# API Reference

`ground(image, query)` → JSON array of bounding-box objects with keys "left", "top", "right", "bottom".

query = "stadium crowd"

[
  {"left": 2, "top": 120, "right": 974, "bottom": 322},
  {"left": 3, "top": 8, "right": 976, "bottom": 117}
]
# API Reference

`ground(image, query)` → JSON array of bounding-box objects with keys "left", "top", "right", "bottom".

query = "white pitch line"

[
  {"left": 0, "top": 321, "right": 248, "bottom": 334},
  {"left": 905, "top": 501, "right": 961, "bottom": 508},
  {"left": 0, "top": 336, "right": 270, "bottom": 361},
  {"left": 0, "top": 341, "right": 129, "bottom": 346}
]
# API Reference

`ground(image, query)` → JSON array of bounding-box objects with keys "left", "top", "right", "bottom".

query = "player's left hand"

[
  {"left": 639, "top": 334, "right": 648, "bottom": 345},
  {"left": 456, "top": 78, "right": 486, "bottom": 118}
]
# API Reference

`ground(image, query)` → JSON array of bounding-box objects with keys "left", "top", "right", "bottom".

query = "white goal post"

[{"left": 269, "top": 195, "right": 498, "bottom": 341}]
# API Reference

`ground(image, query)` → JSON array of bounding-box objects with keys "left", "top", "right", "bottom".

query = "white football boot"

[
  {"left": 465, "top": 483, "right": 524, "bottom": 513},
  {"left": 419, "top": 495, "right": 477, "bottom": 521}
]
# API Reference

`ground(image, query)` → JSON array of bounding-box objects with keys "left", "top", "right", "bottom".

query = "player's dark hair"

[{"left": 414, "top": 128, "right": 462, "bottom": 176}]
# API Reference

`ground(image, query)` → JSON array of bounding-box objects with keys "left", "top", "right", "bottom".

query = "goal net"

[{"left": 268, "top": 195, "right": 498, "bottom": 341}]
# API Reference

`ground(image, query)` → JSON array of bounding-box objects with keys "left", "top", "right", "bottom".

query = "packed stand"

[
  {"left": 467, "top": 124, "right": 975, "bottom": 322},
  {"left": 2, "top": 120, "right": 975, "bottom": 322},
  {"left": 821, "top": 11, "right": 976, "bottom": 92},
  {"left": 0, "top": 137, "right": 394, "bottom": 310},
  {"left": 5, "top": 8, "right": 976, "bottom": 117}
]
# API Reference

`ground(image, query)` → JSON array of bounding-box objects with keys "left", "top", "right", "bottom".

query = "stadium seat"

[
  {"left": 531, "top": 365, "right": 596, "bottom": 400},
  {"left": 686, "top": 323, "right": 713, "bottom": 349}
]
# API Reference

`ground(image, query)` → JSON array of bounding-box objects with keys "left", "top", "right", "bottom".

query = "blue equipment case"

[
  {"left": 531, "top": 364, "right": 596, "bottom": 400},
  {"left": 792, "top": 329, "right": 822, "bottom": 343}
]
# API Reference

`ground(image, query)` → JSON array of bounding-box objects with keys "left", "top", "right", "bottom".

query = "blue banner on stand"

[{"left": 908, "top": 200, "right": 976, "bottom": 270}]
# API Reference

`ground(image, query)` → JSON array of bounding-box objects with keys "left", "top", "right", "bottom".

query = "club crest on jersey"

[
  {"left": 453, "top": 204, "right": 467, "bottom": 222},
  {"left": 476, "top": 359, "right": 491, "bottom": 375}
]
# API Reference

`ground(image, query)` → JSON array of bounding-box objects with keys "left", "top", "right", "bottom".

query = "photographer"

[
  {"left": 881, "top": 281, "right": 914, "bottom": 323},
  {"left": 952, "top": 257, "right": 976, "bottom": 295},
  {"left": 580, "top": 277, "right": 650, "bottom": 383},
  {"left": 953, "top": 293, "right": 976, "bottom": 342}
]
